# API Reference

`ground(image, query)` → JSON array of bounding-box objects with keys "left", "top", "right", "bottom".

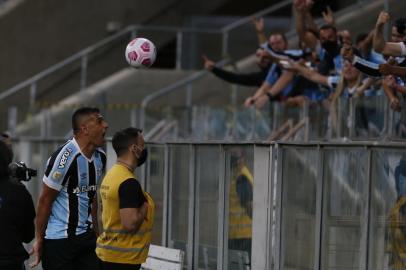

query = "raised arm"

[
  {"left": 293, "top": 0, "right": 318, "bottom": 50},
  {"left": 290, "top": 61, "right": 329, "bottom": 86},
  {"left": 373, "top": 11, "right": 405, "bottom": 56},
  {"left": 251, "top": 16, "right": 267, "bottom": 45},
  {"left": 29, "top": 185, "right": 59, "bottom": 268}
]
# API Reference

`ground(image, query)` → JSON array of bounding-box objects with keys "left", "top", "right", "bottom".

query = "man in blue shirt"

[{"left": 30, "top": 107, "right": 108, "bottom": 270}]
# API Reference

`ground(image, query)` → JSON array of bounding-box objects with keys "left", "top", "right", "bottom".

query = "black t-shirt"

[
  {"left": 118, "top": 178, "right": 147, "bottom": 209},
  {"left": 0, "top": 179, "right": 35, "bottom": 264}
]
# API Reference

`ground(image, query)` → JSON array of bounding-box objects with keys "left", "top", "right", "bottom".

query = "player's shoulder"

[{"left": 49, "top": 139, "right": 79, "bottom": 169}]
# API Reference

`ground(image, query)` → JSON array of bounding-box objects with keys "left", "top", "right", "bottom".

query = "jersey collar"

[{"left": 72, "top": 137, "right": 94, "bottom": 163}]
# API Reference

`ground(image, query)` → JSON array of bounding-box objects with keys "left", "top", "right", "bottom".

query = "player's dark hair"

[
  {"left": 395, "top": 18, "right": 406, "bottom": 35},
  {"left": 0, "top": 140, "right": 13, "bottom": 179},
  {"left": 320, "top": 24, "right": 337, "bottom": 33},
  {"left": 112, "top": 127, "right": 143, "bottom": 157},
  {"left": 72, "top": 107, "right": 100, "bottom": 134}
]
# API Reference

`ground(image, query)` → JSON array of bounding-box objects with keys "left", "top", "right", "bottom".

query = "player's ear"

[{"left": 80, "top": 123, "right": 89, "bottom": 135}]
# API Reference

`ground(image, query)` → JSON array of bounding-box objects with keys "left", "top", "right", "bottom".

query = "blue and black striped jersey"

[{"left": 43, "top": 138, "right": 106, "bottom": 239}]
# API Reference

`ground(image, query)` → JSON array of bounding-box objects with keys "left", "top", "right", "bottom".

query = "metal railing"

[
  {"left": 13, "top": 139, "right": 406, "bottom": 270},
  {"left": 2, "top": 0, "right": 390, "bottom": 136}
]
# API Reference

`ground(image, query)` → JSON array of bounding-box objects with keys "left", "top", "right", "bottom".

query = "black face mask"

[
  {"left": 137, "top": 149, "right": 148, "bottom": 167},
  {"left": 321, "top": 40, "right": 339, "bottom": 55}
]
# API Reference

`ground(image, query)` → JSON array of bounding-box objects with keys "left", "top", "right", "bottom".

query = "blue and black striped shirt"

[{"left": 43, "top": 138, "right": 106, "bottom": 239}]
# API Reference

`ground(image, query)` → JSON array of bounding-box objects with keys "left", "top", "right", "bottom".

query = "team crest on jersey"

[
  {"left": 53, "top": 171, "right": 62, "bottom": 180},
  {"left": 58, "top": 148, "right": 73, "bottom": 169}
]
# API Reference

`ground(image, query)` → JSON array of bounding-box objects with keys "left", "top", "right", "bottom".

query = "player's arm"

[
  {"left": 91, "top": 198, "right": 99, "bottom": 236},
  {"left": 118, "top": 179, "right": 148, "bottom": 233},
  {"left": 30, "top": 150, "right": 70, "bottom": 268},
  {"left": 29, "top": 184, "right": 59, "bottom": 268},
  {"left": 380, "top": 63, "right": 406, "bottom": 78}
]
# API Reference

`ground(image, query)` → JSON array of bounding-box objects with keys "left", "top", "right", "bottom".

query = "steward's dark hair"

[{"left": 112, "top": 127, "right": 143, "bottom": 157}]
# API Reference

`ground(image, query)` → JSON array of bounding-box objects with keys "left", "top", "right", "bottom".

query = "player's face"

[{"left": 85, "top": 113, "right": 108, "bottom": 147}]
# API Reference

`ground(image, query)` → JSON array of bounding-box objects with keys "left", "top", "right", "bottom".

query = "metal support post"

[
  {"left": 176, "top": 31, "right": 183, "bottom": 70},
  {"left": 80, "top": 54, "right": 88, "bottom": 91}
]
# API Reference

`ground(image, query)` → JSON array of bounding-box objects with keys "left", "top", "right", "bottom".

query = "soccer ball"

[{"left": 125, "top": 38, "right": 157, "bottom": 68}]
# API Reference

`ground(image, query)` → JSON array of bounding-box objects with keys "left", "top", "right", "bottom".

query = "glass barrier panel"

[
  {"left": 369, "top": 149, "right": 406, "bottom": 270},
  {"left": 195, "top": 146, "right": 221, "bottom": 270},
  {"left": 391, "top": 99, "right": 406, "bottom": 140},
  {"left": 224, "top": 145, "right": 254, "bottom": 270},
  {"left": 353, "top": 95, "right": 386, "bottom": 140},
  {"left": 280, "top": 146, "right": 318, "bottom": 270},
  {"left": 145, "top": 144, "right": 165, "bottom": 245},
  {"left": 321, "top": 148, "right": 368, "bottom": 270},
  {"left": 168, "top": 145, "right": 191, "bottom": 265}
]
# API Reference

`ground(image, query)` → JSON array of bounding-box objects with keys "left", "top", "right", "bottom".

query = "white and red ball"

[{"left": 125, "top": 38, "right": 157, "bottom": 68}]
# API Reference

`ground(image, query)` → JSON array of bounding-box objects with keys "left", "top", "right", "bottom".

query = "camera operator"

[{"left": 0, "top": 140, "right": 36, "bottom": 270}]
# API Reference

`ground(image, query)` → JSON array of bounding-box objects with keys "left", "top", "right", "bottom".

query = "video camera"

[{"left": 8, "top": 162, "right": 37, "bottom": 182}]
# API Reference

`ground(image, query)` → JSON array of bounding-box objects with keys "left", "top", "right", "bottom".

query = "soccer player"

[
  {"left": 96, "top": 127, "right": 154, "bottom": 270},
  {"left": 30, "top": 107, "right": 108, "bottom": 270}
]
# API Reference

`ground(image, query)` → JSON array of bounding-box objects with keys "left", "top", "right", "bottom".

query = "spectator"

[
  {"left": 202, "top": 48, "right": 271, "bottom": 87},
  {"left": 244, "top": 33, "right": 299, "bottom": 108}
]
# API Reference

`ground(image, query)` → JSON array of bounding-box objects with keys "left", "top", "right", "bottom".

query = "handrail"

[
  {"left": 221, "top": 0, "right": 292, "bottom": 33},
  {"left": 141, "top": 60, "right": 231, "bottom": 108},
  {"left": 138, "top": 59, "right": 228, "bottom": 128},
  {"left": 0, "top": 25, "right": 222, "bottom": 102}
]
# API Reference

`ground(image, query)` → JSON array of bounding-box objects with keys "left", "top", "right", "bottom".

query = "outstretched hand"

[
  {"left": 202, "top": 55, "right": 215, "bottom": 71},
  {"left": 322, "top": 6, "right": 335, "bottom": 25},
  {"left": 251, "top": 16, "right": 264, "bottom": 33},
  {"left": 376, "top": 11, "right": 390, "bottom": 28}
]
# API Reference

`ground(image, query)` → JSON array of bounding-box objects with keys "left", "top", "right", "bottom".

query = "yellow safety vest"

[
  {"left": 96, "top": 164, "right": 155, "bottom": 265},
  {"left": 389, "top": 196, "right": 406, "bottom": 270},
  {"left": 229, "top": 165, "right": 253, "bottom": 239}
]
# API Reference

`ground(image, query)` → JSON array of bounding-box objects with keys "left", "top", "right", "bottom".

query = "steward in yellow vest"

[
  {"left": 388, "top": 196, "right": 406, "bottom": 270},
  {"left": 96, "top": 128, "right": 154, "bottom": 270},
  {"left": 228, "top": 151, "right": 253, "bottom": 259}
]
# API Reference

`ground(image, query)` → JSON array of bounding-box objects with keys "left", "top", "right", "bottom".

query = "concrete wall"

[{"left": 0, "top": 0, "right": 231, "bottom": 91}]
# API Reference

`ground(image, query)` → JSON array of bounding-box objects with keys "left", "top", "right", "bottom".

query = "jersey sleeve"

[
  {"left": 352, "top": 56, "right": 382, "bottom": 78},
  {"left": 327, "top": 76, "right": 340, "bottom": 89},
  {"left": 43, "top": 146, "right": 76, "bottom": 191},
  {"left": 400, "top": 42, "right": 406, "bottom": 56},
  {"left": 118, "top": 178, "right": 147, "bottom": 209}
]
